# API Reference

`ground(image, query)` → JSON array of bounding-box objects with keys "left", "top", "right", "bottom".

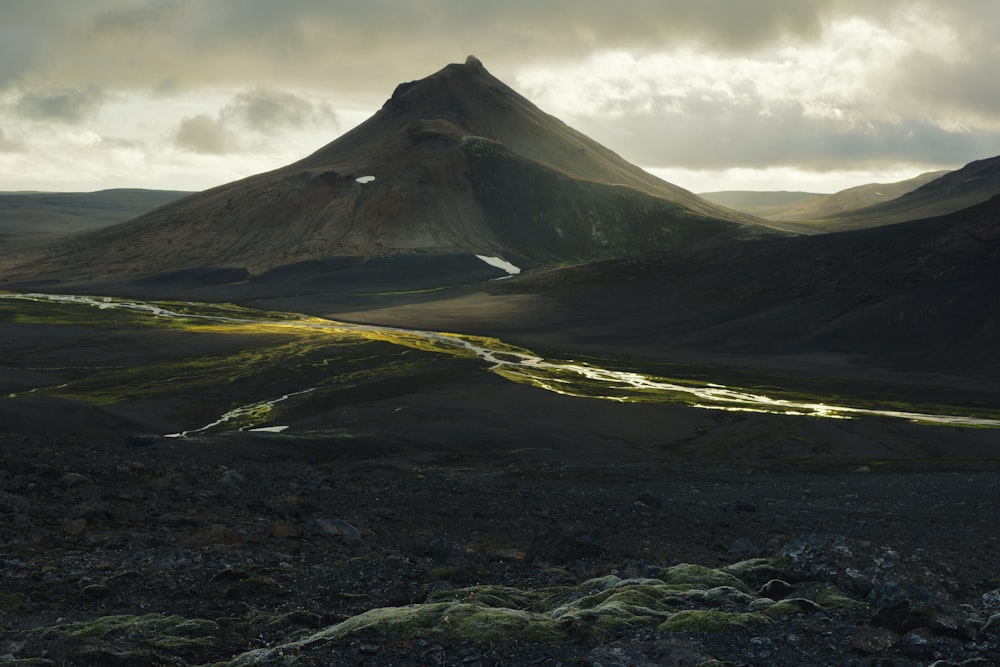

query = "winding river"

[{"left": 4, "top": 292, "right": 999, "bottom": 434}]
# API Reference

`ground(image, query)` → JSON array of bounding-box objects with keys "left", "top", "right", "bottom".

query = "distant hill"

[
  {"left": 0, "top": 189, "right": 192, "bottom": 236},
  {"left": 696, "top": 190, "right": 820, "bottom": 214},
  {"left": 700, "top": 170, "right": 948, "bottom": 229},
  {"left": 0, "top": 56, "right": 775, "bottom": 289},
  {"left": 816, "top": 156, "right": 1000, "bottom": 230}
]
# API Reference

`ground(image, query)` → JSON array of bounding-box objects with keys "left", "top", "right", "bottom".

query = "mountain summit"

[{"left": 4, "top": 57, "right": 770, "bottom": 285}]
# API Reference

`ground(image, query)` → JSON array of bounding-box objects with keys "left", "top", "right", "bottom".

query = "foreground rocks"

[{"left": 1, "top": 432, "right": 998, "bottom": 665}]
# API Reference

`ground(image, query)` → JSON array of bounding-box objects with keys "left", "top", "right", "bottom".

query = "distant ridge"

[
  {"left": 0, "top": 189, "right": 192, "bottom": 236},
  {"left": 700, "top": 170, "right": 949, "bottom": 230},
  {"left": 0, "top": 56, "right": 773, "bottom": 288},
  {"left": 819, "top": 156, "right": 1000, "bottom": 229}
]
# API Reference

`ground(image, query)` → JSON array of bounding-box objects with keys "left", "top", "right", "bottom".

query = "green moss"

[
  {"left": 812, "top": 586, "right": 868, "bottom": 611},
  {"left": 308, "top": 601, "right": 561, "bottom": 644},
  {"left": 656, "top": 564, "right": 751, "bottom": 593},
  {"left": 658, "top": 610, "right": 772, "bottom": 633},
  {"left": 762, "top": 599, "right": 813, "bottom": 618},
  {"left": 722, "top": 558, "right": 791, "bottom": 588}
]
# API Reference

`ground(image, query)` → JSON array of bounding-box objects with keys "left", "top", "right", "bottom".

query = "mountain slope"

[
  {"left": 813, "top": 157, "right": 1000, "bottom": 230},
  {"left": 1, "top": 57, "right": 772, "bottom": 288},
  {"left": 0, "top": 189, "right": 192, "bottom": 236},
  {"left": 700, "top": 170, "right": 948, "bottom": 228}
]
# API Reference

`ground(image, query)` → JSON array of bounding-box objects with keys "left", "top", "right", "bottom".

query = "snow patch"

[
  {"left": 249, "top": 425, "right": 290, "bottom": 433},
  {"left": 356, "top": 175, "right": 375, "bottom": 184},
  {"left": 476, "top": 254, "right": 521, "bottom": 275}
]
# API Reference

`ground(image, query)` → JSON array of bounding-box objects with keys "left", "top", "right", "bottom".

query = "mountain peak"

[{"left": 464, "top": 54, "right": 484, "bottom": 69}]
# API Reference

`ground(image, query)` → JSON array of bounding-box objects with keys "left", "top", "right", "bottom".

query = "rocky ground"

[{"left": 2, "top": 428, "right": 999, "bottom": 666}]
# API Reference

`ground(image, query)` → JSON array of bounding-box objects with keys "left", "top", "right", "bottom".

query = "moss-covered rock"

[
  {"left": 658, "top": 610, "right": 773, "bottom": 633},
  {"left": 656, "top": 563, "right": 751, "bottom": 593},
  {"left": 308, "top": 601, "right": 561, "bottom": 644},
  {"left": 762, "top": 598, "right": 822, "bottom": 618},
  {"left": 721, "top": 558, "right": 792, "bottom": 588}
]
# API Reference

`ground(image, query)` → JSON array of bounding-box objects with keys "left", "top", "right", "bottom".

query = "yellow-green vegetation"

[{"left": 3, "top": 291, "right": 998, "bottom": 432}]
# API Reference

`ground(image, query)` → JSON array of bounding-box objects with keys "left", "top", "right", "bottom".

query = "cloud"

[
  {"left": 0, "top": 127, "right": 24, "bottom": 152},
  {"left": 174, "top": 113, "right": 236, "bottom": 154},
  {"left": 2, "top": 1, "right": 1000, "bottom": 190},
  {"left": 0, "top": 1, "right": 912, "bottom": 94},
  {"left": 221, "top": 88, "right": 336, "bottom": 134},
  {"left": 14, "top": 85, "right": 106, "bottom": 123}
]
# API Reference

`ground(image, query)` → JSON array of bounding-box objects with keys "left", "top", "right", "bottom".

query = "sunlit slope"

[{"left": 809, "top": 157, "right": 1000, "bottom": 230}]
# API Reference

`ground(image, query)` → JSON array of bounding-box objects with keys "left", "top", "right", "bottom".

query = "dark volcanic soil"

[{"left": 2, "top": 422, "right": 1000, "bottom": 666}]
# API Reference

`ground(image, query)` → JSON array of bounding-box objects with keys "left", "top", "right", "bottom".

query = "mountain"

[
  {"left": 0, "top": 56, "right": 772, "bottom": 289},
  {"left": 0, "top": 189, "right": 192, "bottom": 236},
  {"left": 700, "top": 170, "right": 948, "bottom": 229},
  {"left": 818, "top": 156, "right": 1000, "bottom": 230}
]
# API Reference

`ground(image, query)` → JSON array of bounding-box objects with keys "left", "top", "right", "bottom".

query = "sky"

[{"left": 2, "top": 1, "right": 999, "bottom": 194}]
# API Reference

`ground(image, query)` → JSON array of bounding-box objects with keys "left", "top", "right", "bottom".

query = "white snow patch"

[
  {"left": 475, "top": 254, "right": 521, "bottom": 275},
  {"left": 249, "top": 425, "right": 290, "bottom": 433},
  {"left": 356, "top": 175, "right": 375, "bottom": 184}
]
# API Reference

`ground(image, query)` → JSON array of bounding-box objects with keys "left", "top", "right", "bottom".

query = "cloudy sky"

[{"left": 2, "top": 0, "right": 999, "bottom": 194}]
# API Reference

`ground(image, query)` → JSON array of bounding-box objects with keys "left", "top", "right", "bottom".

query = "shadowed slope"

[{"left": 480, "top": 193, "right": 1000, "bottom": 375}]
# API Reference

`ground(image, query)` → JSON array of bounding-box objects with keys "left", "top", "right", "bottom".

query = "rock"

[
  {"left": 870, "top": 580, "right": 939, "bottom": 633},
  {"left": 526, "top": 524, "right": 602, "bottom": 564},
  {"left": 220, "top": 469, "right": 246, "bottom": 490},
  {"left": 222, "top": 575, "right": 286, "bottom": 599},
  {"left": 63, "top": 518, "right": 87, "bottom": 539},
  {"left": 183, "top": 524, "right": 244, "bottom": 548},
  {"left": 636, "top": 492, "right": 661, "bottom": 509},
  {"left": 124, "top": 434, "right": 163, "bottom": 447},
  {"left": 60, "top": 472, "right": 92, "bottom": 487},
  {"left": 269, "top": 523, "right": 302, "bottom": 540},
  {"left": 728, "top": 537, "right": 760, "bottom": 560},
  {"left": 429, "top": 536, "right": 465, "bottom": 564},
  {"left": 851, "top": 624, "right": 899, "bottom": 654},
  {"left": 303, "top": 517, "right": 362, "bottom": 544},
  {"left": 984, "top": 612, "right": 1000, "bottom": 634},
  {"left": 81, "top": 583, "right": 110, "bottom": 599},
  {"left": 703, "top": 585, "right": 753, "bottom": 606},
  {"left": 759, "top": 579, "right": 795, "bottom": 600},
  {"left": 899, "top": 631, "right": 933, "bottom": 658},
  {"left": 983, "top": 589, "right": 1000, "bottom": 611}
]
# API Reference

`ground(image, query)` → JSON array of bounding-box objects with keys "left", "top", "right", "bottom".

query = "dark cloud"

[
  {"left": 14, "top": 85, "right": 106, "bottom": 123},
  {"left": 174, "top": 113, "right": 236, "bottom": 154},
  {"left": 0, "top": 1, "right": 912, "bottom": 93},
  {"left": 576, "top": 103, "right": 1000, "bottom": 172},
  {"left": 90, "top": 0, "right": 183, "bottom": 35},
  {"left": 221, "top": 88, "right": 336, "bottom": 134}
]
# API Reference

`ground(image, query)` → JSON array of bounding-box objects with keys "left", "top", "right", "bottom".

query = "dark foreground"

[{"left": 2, "top": 421, "right": 999, "bottom": 666}]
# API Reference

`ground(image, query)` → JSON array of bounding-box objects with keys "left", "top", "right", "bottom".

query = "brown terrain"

[{"left": 2, "top": 57, "right": 1000, "bottom": 666}]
